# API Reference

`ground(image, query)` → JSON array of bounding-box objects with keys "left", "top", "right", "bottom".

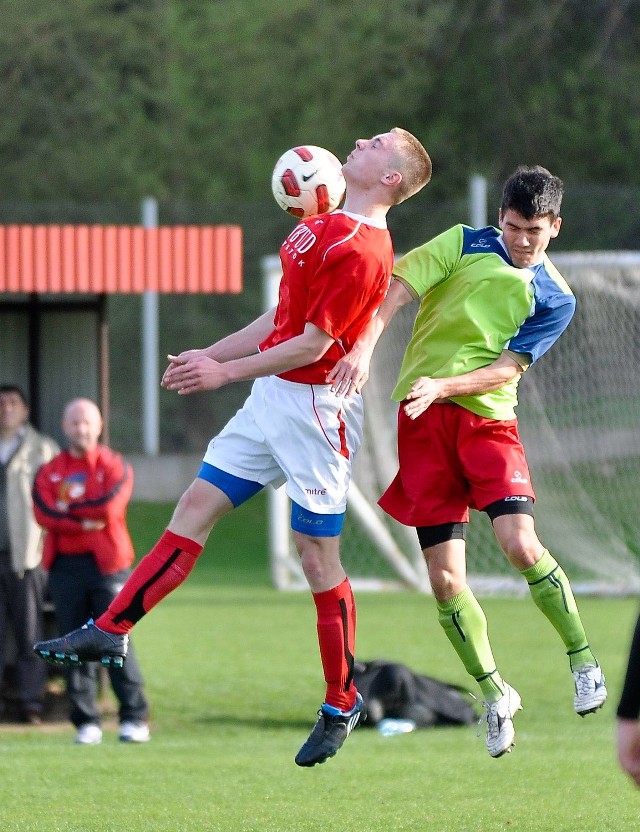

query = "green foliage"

[
  {"left": 3, "top": 1, "right": 640, "bottom": 451},
  {"left": 1, "top": 1, "right": 640, "bottom": 204},
  {"left": 0, "top": 1, "right": 173, "bottom": 201}
]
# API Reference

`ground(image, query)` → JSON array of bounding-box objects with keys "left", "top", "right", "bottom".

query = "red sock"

[
  {"left": 313, "top": 578, "right": 357, "bottom": 712},
  {"left": 95, "top": 530, "right": 203, "bottom": 634}
]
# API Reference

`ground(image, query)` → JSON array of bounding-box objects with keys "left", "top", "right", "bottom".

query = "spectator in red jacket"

[{"left": 32, "top": 398, "right": 150, "bottom": 745}]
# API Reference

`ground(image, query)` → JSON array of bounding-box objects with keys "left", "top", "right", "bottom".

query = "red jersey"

[
  {"left": 32, "top": 445, "right": 135, "bottom": 575},
  {"left": 260, "top": 210, "right": 394, "bottom": 384}
]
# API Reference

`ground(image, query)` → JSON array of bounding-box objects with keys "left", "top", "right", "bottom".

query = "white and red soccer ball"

[{"left": 271, "top": 145, "right": 346, "bottom": 218}]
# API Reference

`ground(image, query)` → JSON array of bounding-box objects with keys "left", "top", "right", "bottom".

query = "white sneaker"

[
  {"left": 573, "top": 663, "right": 607, "bottom": 716},
  {"left": 119, "top": 721, "right": 151, "bottom": 743},
  {"left": 482, "top": 683, "right": 522, "bottom": 758},
  {"left": 75, "top": 724, "right": 103, "bottom": 745}
]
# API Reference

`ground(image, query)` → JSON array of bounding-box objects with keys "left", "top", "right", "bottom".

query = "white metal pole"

[
  {"left": 261, "top": 255, "right": 294, "bottom": 588},
  {"left": 346, "top": 482, "right": 429, "bottom": 591},
  {"left": 142, "top": 197, "right": 159, "bottom": 456},
  {"left": 469, "top": 174, "right": 488, "bottom": 228}
]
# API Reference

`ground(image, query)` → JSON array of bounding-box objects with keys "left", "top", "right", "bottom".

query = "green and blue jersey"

[{"left": 392, "top": 224, "right": 575, "bottom": 420}]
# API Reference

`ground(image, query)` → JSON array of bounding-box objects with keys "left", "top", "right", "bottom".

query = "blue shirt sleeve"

[{"left": 506, "top": 265, "right": 576, "bottom": 363}]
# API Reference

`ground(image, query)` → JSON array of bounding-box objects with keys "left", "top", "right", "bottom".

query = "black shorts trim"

[
  {"left": 416, "top": 522, "right": 467, "bottom": 549},
  {"left": 484, "top": 496, "right": 535, "bottom": 521}
]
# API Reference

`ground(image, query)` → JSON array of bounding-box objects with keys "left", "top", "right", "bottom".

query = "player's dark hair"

[
  {"left": 390, "top": 128, "right": 432, "bottom": 204},
  {"left": 0, "top": 384, "right": 28, "bottom": 406},
  {"left": 500, "top": 165, "right": 564, "bottom": 220}
]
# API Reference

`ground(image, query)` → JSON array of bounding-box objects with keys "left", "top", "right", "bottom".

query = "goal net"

[{"left": 263, "top": 252, "right": 640, "bottom": 595}]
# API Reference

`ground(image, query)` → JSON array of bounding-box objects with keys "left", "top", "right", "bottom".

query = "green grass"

[{"left": 1, "top": 494, "right": 639, "bottom": 831}]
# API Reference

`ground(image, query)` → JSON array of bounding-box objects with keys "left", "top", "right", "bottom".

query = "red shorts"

[{"left": 378, "top": 402, "right": 535, "bottom": 527}]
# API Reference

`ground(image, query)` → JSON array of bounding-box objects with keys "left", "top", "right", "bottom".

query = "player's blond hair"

[{"left": 389, "top": 127, "right": 432, "bottom": 205}]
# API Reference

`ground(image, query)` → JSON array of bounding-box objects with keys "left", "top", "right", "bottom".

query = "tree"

[{"left": 2, "top": 1, "right": 640, "bottom": 202}]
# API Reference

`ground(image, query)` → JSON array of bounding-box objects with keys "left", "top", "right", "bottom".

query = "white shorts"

[{"left": 202, "top": 375, "right": 364, "bottom": 514}]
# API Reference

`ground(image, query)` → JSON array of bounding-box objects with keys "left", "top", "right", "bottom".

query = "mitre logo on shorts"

[
  {"left": 305, "top": 487, "right": 327, "bottom": 496},
  {"left": 510, "top": 470, "right": 528, "bottom": 484}
]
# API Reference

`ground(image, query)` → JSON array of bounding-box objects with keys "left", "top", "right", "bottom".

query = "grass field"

[{"left": 1, "top": 495, "right": 639, "bottom": 831}]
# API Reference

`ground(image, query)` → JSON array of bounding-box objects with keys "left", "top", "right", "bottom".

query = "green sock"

[
  {"left": 522, "top": 549, "right": 596, "bottom": 670},
  {"left": 437, "top": 586, "right": 504, "bottom": 702}
]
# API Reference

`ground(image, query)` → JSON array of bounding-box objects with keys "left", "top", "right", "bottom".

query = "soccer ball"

[{"left": 271, "top": 145, "right": 346, "bottom": 219}]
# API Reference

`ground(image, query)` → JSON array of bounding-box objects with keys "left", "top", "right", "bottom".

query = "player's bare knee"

[
  {"left": 419, "top": 530, "right": 466, "bottom": 600},
  {"left": 490, "top": 504, "right": 540, "bottom": 568},
  {"left": 498, "top": 530, "right": 543, "bottom": 569},
  {"left": 294, "top": 533, "right": 343, "bottom": 588},
  {"left": 428, "top": 564, "right": 465, "bottom": 601},
  {"left": 301, "top": 556, "right": 326, "bottom": 587},
  {"left": 295, "top": 536, "right": 323, "bottom": 578}
]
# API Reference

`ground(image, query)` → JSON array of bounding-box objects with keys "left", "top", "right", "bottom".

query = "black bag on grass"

[{"left": 354, "top": 659, "right": 477, "bottom": 728}]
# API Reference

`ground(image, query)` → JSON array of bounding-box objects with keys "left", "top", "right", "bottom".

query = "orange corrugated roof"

[{"left": 0, "top": 224, "right": 242, "bottom": 294}]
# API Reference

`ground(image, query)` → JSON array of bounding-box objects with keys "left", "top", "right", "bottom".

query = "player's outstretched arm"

[
  {"left": 403, "top": 352, "right": 524, "bottom": 420},
  {"left": 326, "top": 321, "right": 382, "bottom": 397},
  {"left": 161, "top": 309, "right": 278, "bottom": 388},
  {"left": 163, "top": 322, "right": 334, "bottom": 395},
  {"left": 327, "top": 278, "right": 414, "bottom": 396}
]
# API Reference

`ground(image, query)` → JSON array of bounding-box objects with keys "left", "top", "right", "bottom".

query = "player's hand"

[
  {"left": 162, "top": 353, "right": 230, "bottom": 394},
  {"left": 403, "top": 376, "right": 445, "bottom": 420},
  {"left": 161, "top": 349, "right": 205, "bottom": 387},
  {"left": 326, "top": 348, "right": 371, "bottom": 397},
  {"left": 617, "top": 719, "right": 640, "bottom": 787}
]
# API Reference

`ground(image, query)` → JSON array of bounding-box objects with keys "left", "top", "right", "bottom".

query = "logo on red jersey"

[
  {"left": 285, "top": 223, "right": 317, "bottom": 254},
  {"left": 59, "top": 472, "right": 88, "bottom": 502}
]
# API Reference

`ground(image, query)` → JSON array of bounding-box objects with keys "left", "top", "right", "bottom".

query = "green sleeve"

[{"left": 393, "top": 225, "right": 464, "bottom": 297}]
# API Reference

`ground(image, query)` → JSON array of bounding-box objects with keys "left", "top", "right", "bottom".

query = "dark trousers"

[
  {"left": 47, "top": 554, "right": 149, "bottom": 728},
  {"left": 0, "top": 559, "right": 47, "bottom": 713}
]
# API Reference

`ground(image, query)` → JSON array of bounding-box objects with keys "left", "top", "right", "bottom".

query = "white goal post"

[{"left": 262, "top": 251, "right": 640, "bottom": 595}]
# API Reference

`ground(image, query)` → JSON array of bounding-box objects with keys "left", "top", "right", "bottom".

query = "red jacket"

[{"left": 32, "top": 445, "right": 135, "bottom": 575}]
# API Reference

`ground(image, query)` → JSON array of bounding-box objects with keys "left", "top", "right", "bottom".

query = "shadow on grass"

[
  {"left": 191, "top": 713, "right": 474, "bottom": 733},
  {"left": 194, "top": 713, "right": 312, "bottom": 730}
]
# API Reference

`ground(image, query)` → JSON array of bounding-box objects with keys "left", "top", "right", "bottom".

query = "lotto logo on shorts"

[
  {"left": 295, "top": 511, "right": 325, "bottom": 526},
  {"left": 510, "top": 470, "right": 528, "bottom": 484}
]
